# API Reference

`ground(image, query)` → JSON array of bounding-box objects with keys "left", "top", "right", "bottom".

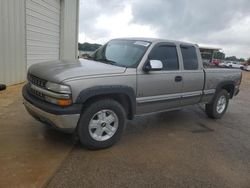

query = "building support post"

[{"left": 60, "top": 0, "right": 79, "bottom": 60}]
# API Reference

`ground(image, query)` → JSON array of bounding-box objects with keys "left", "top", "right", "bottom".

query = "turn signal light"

[
  {"left": 57, "top": 99, "right": 72, "bottom": 106},
  {"left": 45, "top": 96, "right": 72, "bottom": 106}
]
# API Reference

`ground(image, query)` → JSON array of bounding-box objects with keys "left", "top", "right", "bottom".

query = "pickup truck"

[{"left": 23, "top": 38, "right": 242, "bottom": 149}]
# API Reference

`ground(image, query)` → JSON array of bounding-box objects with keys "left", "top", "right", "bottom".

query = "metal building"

[{"left": 0, "top": 0, "right": 79, "bottom": 85}]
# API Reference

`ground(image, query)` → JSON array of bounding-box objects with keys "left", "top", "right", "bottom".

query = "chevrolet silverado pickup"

[{"left": 23, "top": 38, "right": 242, "bottom": 149}]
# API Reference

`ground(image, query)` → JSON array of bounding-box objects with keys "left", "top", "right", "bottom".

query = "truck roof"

[
  {"left": 199, "top": 46, "right": 222, "bottom": 51},
  {"left": 112, "top": 37, "right": 198, "bottom": 46}
]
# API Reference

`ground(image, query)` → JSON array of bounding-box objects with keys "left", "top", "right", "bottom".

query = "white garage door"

[{"left": 26, "top": 0, "right": 60, "bottom": 67}]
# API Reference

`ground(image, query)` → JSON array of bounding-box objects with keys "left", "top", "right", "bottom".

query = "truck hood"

[{"left": 28, "top": 59, "right": 126, "bottom": 83}]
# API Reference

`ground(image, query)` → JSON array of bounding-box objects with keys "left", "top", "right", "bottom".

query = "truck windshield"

[{"left": 91, "top": 40, "right": 151, "bottom": 68}]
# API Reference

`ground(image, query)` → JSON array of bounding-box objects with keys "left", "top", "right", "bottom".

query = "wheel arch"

[
  {"left": 216, "top": 81, "right": 235, "bottom": 98},
  {"left": 76, "top": 86, "right": 136, "bottom": 120}
]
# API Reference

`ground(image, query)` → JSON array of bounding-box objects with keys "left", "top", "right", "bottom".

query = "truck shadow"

[
  {"left": 39, "top": 125, "right": 74, "bottom": 146},
  {"left": 124, "top": 106, "right": 214, "bottom": 137},
  {"left": 41, "top": 106, "right": 214, "bottom": 148}
]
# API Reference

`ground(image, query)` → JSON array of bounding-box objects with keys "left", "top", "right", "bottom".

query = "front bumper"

[{"left": 23, "top": 84, "right": 81, "bottom": 133}]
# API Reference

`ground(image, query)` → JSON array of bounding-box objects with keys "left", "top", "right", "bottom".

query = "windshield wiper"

[
  {"left": 94, "top": 58, "right": 127, "bottom": 68},
  {"left": 96, "top": 58, "right": 116, "bottom": 65}
]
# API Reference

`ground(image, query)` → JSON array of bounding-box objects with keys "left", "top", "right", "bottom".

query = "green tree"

[
  {"left": 239, "top": 58, "right": 245, "bottom": 62},
  {"left": 225, "top": 56, "right": 237, "bottom": 61},
  {"left": 247, "top": 58, "right": 250, "bottom": 65},
  {"left": 225, "top": 56, "right": 245, "bottom": 62},
  {"left": 213, "top": 51, "right": 225, "bottom": 59},
  {"left": 78, "top": 42, "right": 102, "bottom": 51}
]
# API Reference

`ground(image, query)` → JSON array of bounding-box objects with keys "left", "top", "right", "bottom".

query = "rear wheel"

[
  {"left": 205, "top": 89, "right": 229, "bottom": 119},
  {"left": 77, "top": 99, "right": 126, "bottom": 149}
]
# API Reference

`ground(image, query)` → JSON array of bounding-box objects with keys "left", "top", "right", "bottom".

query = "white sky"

[
  {"left": 79, "top": 4, "right": 157, "bottom": 43},
  {"left": 79, "top": 0, "right": 250, "bottom": 59}
]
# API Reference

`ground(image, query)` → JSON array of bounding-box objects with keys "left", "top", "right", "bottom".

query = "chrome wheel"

[
  {"left": 88, "top": 109, "right": 119, "bottom": 141},
  {"left": 216, "top": 95, "right": 227, "bottom": 114}
]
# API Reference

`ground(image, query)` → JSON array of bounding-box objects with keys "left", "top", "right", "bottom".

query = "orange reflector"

[{"left": 57, "top": 99, "right": 72, "bottom": 106}]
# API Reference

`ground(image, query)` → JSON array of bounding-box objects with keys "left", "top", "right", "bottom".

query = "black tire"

[
  {"left": 77, "top": 99, "right": 126, "bottom": 150},
  {"left": 0, "top": 84, "right": 6, "bottom": 91},
  {"left": 205, "top": 89, "right": 229, "bottom": 119}
]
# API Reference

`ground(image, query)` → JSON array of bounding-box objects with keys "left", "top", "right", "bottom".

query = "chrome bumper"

[{"left": 23, "top": 99, "right": 80, "bottom": 133}]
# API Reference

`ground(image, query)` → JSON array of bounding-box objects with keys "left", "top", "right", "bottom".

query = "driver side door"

[{"left": 136, "top": 43, "right": 183, "bottom": 115}]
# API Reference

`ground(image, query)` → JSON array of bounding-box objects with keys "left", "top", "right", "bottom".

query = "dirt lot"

[{"left": 0, "top": 72, "right": 250, "bottom": 188}]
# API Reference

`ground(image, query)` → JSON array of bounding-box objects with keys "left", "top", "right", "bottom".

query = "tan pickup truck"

[{"left": 23, "top": 38, "right": 242, "bottom": 149}]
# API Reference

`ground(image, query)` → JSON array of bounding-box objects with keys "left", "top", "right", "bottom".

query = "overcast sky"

[{"left": 79, "top": 0, "right": 250, "bottom": 59}]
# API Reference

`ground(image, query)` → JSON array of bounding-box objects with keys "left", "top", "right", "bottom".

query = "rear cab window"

[{"left": 180, "top": 45, "right": 199, "bottom": 70}]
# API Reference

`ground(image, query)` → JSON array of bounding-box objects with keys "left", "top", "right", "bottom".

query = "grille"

[
  {"left": 29, "top": 86, "right": 45, "bottom": 100},
  {"left": 27, "top": 74, "right": 47, "bottom": 100},
  {"left": 28, "top": 74, "right": 47, "bottom": 88}
]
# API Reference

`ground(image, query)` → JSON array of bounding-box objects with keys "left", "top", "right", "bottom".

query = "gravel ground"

[
  {"left": 46, "top": 72, "right": 250, "bottom": 188},
  {"left": 1, "top": 72, "right": 249, "bottom": 188}
]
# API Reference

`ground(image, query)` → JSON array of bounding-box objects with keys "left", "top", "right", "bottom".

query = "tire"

[
  {"left": 0, "top": 84, "right": 6, "bottom": 91},
  {"left": 205, "top": 89, "right": 229, "bottom": 119},
  {"left": 77, "top": 99, "right": 126, "bottom": 149}
]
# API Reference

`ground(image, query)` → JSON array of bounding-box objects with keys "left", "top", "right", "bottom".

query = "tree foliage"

[
  {"left": 78, "top": 42, "right": 102, "bottom": 52},
  {"left": 247, "top": 58, "right": 250, "bottom": 65},
  {"left": 213, "top": 51, "right": 225, "bottom": 59},
  {"left": 225, "top": 56, "right": 245, "bottom": 62}
]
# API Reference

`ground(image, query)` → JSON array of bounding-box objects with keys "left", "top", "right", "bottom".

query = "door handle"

[{"left": 175, "top": 76, "right": 182, "bottom": 82}]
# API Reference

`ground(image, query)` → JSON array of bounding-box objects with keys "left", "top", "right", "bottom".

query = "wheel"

[
  {"left": 205, "top": 89, "right": 229, "bottom": 119},
  {"left": 77, "top": 99, "right": 126, "bottom": 149}
]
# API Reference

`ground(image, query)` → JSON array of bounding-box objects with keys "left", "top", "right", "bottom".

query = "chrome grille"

[
  {"left": 29, "top": 85, "right": 45, "bottom": 100},
  {"left": 28, "top": 74, "right": 47, "bottom": 88},
  {"left": 27, "top": 74, "right": 47, "bottom": 100}
]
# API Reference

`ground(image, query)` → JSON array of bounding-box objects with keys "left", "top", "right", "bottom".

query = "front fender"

[{"left": 76, "top": 85, "right": 136, "bottom": 118}]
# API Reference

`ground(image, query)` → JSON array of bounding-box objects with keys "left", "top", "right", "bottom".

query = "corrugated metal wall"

[
  {"left": 0, "top": 0, "right": 26, "bottom": 85},
  {"left": 26, "top": 0, "right": 61, "bottom": 67}
]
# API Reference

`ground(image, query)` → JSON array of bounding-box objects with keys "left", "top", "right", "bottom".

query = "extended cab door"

[
  {"left": 136, "top": 43, "right": 183, "bottom": 114},
  {"left": 179, "top": 45, "right": 204, "bottom": 106}
]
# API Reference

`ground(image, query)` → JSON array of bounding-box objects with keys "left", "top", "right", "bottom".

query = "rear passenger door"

[{"left": 179, "top": 45, "right": 204, "bottom": 106}]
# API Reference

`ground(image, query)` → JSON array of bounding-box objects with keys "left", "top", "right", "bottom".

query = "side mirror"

[{"left": 143, "top": 60, "right": 163, "bottom": 72}]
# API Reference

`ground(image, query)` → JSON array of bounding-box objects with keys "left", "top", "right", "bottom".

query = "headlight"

[
  {"left": 45, "top": 82, "right": 72, "bottom": 106},
  {"left": 45, "top": 82, "right": 71, "bottom": 94}
]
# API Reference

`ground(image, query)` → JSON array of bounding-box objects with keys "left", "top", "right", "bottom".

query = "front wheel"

[
  {"left": 205, "top": 89, "right": 229, "bottom": 119},
  {"left": 77, "top": 99, "right": 126, "bottom": 149}
]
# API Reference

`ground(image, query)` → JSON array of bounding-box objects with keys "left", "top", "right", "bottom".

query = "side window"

[
  {"left": 149, "top": 45, "right": 179, "bottom": 70},
  {"left": 181, "top": 45, "right": 199, "bottom": 70}
]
